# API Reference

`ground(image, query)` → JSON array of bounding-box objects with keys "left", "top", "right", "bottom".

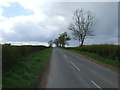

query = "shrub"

[
  {"left": 2, "top": 44, "right": 48, "bottom": 69},
  {"left": 65, "top": 44, "right": 119, "bottom": 61}
]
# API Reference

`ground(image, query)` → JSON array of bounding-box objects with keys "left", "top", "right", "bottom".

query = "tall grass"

[
  {"left": 65, "top": 44, "right": 119, "bottom": 61},
  {"left": 63, "top": 44, "right": 120, "bottom": 68},
  {"left": 3, "top": 48, "right": 52, "bottom": 88},
  {"left": 70, "top": 50, "right": 119, "bottom": 68},
  {"left": 2, "top": 44, "right": 52, "bottom": 88},
  {"left": 2, "top": 44, "right": 48, "bottom": 69}
]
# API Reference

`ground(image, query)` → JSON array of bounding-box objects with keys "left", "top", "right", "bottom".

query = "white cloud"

[
  {"left": 0, "top": 0, "right": 46, "bottom": 14},
  {"left": 57, "top": 16, "right": 65, "bottom": 21},
  {"left": 0, "top": 8, "right": 7, "bottom": 21},
  {"left": 4, "top": 41, "right": 49, "bottom": 46},
  {"left": 0, "top": 37, "right": 2, "bottom": 42},
  {"left": 0, "top": 0, "right": 12, "bottom": 7},
  {"left": 0, "top": 8, "right": 3, "bottom": 15},
  {"left": 0, "top": 2, "right": 118, "bottom": 46},
  {"left": 0, "top": 6, "right": 68, "bottom": 42}
]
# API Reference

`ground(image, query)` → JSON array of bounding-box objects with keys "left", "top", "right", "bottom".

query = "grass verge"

[
  {"left": 3, "top": 48, "right": 52, "bottom": 88},
  {"left": 65, "top": 49, "right": 119, "bottom": 68}
]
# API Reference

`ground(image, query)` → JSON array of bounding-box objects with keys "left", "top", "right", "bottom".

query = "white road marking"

[
  {"left": 69, "top": 61, "right": 80, "bottom": 71},
  {"left": 64, "top": 55, "right": 67, "bottom": 59},
  {"left": 64, "top": 55, "right": 69, "bottom": 62},
  {"left": 64, "top": 55, "right": 80, "bottom": 71},
  {"left": 91, "top": 81, "right": 102, "bottom": 90}
]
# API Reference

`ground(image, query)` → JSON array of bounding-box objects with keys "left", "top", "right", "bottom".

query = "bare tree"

[
  {"left": 68, "top": 9, "right": 95, "bottom": 46},
  {"left": 48, "top": 40, "right": 53, "bottom": 47}
]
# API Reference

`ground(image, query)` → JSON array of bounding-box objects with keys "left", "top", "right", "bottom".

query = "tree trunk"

[{"left": 80, "top": 39, "right": 84, "bottom": 47}]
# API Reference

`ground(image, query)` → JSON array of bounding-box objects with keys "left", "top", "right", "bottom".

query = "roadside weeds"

[
  {"left": 33, "top": 49, "right": 52, "bottom": 88},
  {"left": 64, "top": 49, "right": 119, "bottom": 73}
]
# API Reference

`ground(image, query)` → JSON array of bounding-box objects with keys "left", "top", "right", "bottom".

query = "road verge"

[{"left": 63, "top": 49, "right": 119, "bottom": 73}]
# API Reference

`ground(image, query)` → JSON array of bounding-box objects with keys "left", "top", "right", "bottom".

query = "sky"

[{"left": 0, "top": 0, "right": 118, "bottom": 46}]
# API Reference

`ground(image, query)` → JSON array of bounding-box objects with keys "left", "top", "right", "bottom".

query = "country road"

[{"left": 45, "top": 48, "right": 118, "bottom": 88}]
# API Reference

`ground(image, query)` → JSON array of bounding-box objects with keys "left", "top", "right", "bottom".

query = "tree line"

[
  {"left": 48, "top": 9, "right": 95, "bottom": 47},
  {"left": 48, "top": 32, "right": 71, "bottom": 47}
]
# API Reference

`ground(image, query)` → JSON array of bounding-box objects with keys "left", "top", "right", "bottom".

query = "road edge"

[
  {"left": 63, "top": 49, "right": 119, "bottom": 73},
  {"left": 33, "top": 49, "right": 52, "bottom": 88}
]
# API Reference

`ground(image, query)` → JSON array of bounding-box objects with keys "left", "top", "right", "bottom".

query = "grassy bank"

[
  {"left": 68, "top": 49, "right": 119, "bottom": 68},
  {"left": 63, "top": 44, "right": 119, "bottom": 68},
  {"left": 2, "top": 44, "right": 48, "bottom": 69},
  {"left": 3, "top": 48, "right": 52, "bottom": 88}
]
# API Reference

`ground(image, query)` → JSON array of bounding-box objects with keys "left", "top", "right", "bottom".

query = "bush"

[
  {"left": 2, "top": 44, "right": 48, "bottom": 69},
  {"left": 65, "top": 44, "right": 119, "bottom": 61}
]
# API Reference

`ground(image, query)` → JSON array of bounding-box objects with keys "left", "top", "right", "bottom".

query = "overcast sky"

[{"left": 0, "top": 0, "right": 118, "bottom": 46}]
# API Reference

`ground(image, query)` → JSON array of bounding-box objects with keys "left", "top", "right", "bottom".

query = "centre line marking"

[
  {"left": 64, "top": 55, "right": 67, "bottom": 59},
  {"left": 64, "top": 55, "right": 69, "bottom": 62},
  {"left": 91, "top": 81, "right": 102, "bottom": 90},
  {"left": 70, "top": 61, "right": 80, "bottom": 71}
]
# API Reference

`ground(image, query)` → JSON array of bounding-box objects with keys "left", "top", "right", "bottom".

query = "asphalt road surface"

[{"left": 45, "top": 48, "right": 118, "bottom": 89}]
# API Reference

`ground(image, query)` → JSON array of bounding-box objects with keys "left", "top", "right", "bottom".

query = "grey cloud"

[
  {"left": 43, "top": 2, "right": 118, "bottom": 45},
  {"left": 1, "top": 2, "right": 118, "bottom": 46}
]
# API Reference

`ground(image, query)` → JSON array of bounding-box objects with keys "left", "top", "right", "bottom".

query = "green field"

[
  {"left": 63, "top": 44, "right": 120, "bottom": 68},
  {"left": 2, "top": 44, "right": 52, "bottom": 88}
]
